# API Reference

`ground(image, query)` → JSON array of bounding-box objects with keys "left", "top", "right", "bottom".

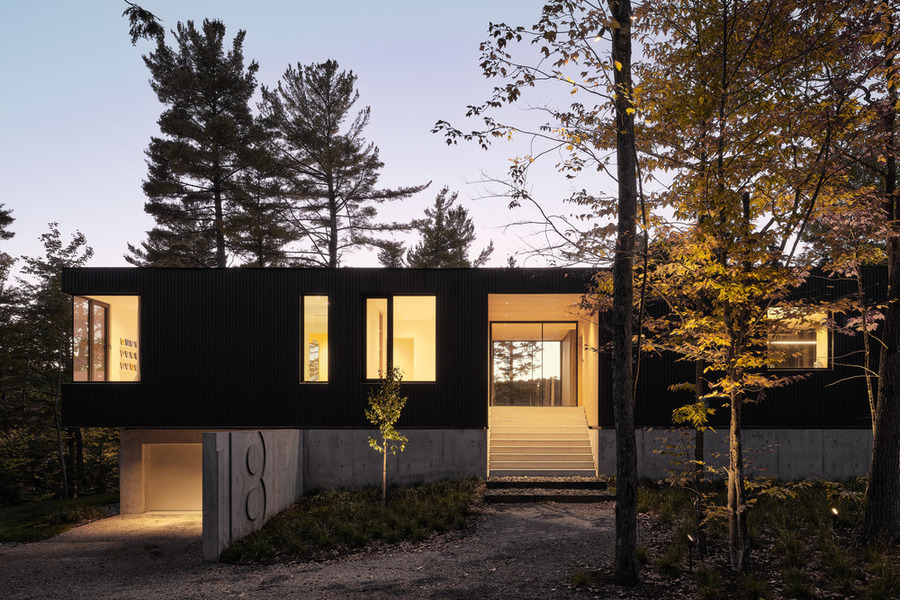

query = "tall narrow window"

[
  {"left": 366, "top": 296, "right": 436, "bottom": 381},
  {"left": 366, "top": 298, "right": 388, "bottom": 379},
  {"left": 302, "top": 296, "right": 329, "bottom": 382},
  {"left": 73, "top": 296, "right": 108, "bottom": 381}
]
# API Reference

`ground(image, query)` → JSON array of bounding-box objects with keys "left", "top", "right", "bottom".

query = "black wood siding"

[
  {"left": 61, "top": 268, "right": 594, "bottom": 429},
  {"left": 617, "top": 267, "right": 886, "bottom": 429}
]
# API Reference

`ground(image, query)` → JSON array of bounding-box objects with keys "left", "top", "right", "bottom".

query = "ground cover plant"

[
  {"left": 221, "top": 478, "right": 482, "bottom": 564},
  {"left": 574, "top": 480, "right": 900, "bottom": 599},
  {"left": 0, "top": 492, "right": 118, "bottom": 543}
]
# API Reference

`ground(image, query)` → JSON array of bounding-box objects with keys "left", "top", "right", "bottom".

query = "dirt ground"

[{"left": 0, "top": 503, "right": 620, "bottom": 600}]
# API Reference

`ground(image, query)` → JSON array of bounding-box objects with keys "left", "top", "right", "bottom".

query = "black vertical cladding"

[
  {"left": 626, "top": 267, "right": 886, "bottom": 429},
  {"left": 61, "top": 267, "right": 595, "bottom": 429}
]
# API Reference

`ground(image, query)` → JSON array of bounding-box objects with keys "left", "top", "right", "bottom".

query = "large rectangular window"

[
  {"left": 767, "top": 309, "right": 829, "bottom": 369},
  {"left": 302, "top": 296, "right": 329, "bottom": 382},
  {"left": 74, "top": 295, "right": 140, "bottom": 382},
  {"left": 490, "top": 322, "right": 577, "bottom": 406},
  {"left": 366, "top": 296, "right": 436, "bottom": 381}
]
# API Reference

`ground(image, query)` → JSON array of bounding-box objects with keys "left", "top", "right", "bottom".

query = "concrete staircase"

[{"left": 488, "top": 406, "right": 595, "bottom": 476}]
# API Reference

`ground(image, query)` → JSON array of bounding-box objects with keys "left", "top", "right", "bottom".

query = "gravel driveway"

[{"left": 0, "top": 503, "right": 615, "bottom": 600}]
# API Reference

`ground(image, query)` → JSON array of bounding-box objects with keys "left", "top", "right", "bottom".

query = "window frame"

[
  {"left": 364, "top": 294, "right": 437, "bottom": 383},
  {"left": 73, "top": 296, "right": 109, "bottom": 382},
  {"left": 300, "top": 294, "right": 329, "bottom": 383}
]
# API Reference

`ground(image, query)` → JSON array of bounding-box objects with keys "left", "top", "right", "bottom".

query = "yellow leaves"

[
  {"left": 615, "top": 60, "right": 623, "bottom": 72},
  {"left": 626, "top": 107, "right": 636, "bottom": 115}
]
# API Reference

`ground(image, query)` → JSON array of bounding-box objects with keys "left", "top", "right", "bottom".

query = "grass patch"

[
  {"left": 221, "top": 478, "right": 481, "bottom": 564},
  {"left": 0, "top": 492, "right": 118, "bottom": 542}
]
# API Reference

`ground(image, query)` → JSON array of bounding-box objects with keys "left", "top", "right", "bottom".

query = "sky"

[{"left": 0, "top": 0, "right": 613, "bottom": 271}]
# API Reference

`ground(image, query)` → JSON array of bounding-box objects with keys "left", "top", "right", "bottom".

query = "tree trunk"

[
  {"left": 857, "top": 271, "right": 877, "bottom": 431},
  {"left": 864, "top": 235, "right": 900, "bottom": 542},
  {"left": 382, "top": 446, "right": 388, "bottom": 505},
  {"left": 864, "top": 2, "right": 900, "bottom": 542},
  {"left": 693, "top": 361, "right": 708, "bottom": 556},
  {"left": 727, "top": 389, "right": 749, "bottom": 572},
  {"left": 609, "top": 0, "right": 638, "bottom": 586},
  {"left": 53, "top": 388, "right": 69, "bottom": 499},
  {"left": 213, "top": 172, "right": 226, "bottom": 268}
]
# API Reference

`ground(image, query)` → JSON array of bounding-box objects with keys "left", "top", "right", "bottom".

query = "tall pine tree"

[
  {"left": 260, "top": 60, "right": 429, "bottom": 267},
  {"left": 128, "top": 19, "right": 263, "bottom": 268},
  {"left": 404, "top": 187, "right": 493, "bottom": 268}
]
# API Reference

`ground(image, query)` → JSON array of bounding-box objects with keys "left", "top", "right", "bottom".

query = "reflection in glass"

[
  {"left": 303, "top": 296, "right": 328, "bottom": 381},
  {"left": 90, "top": 302, "right": 107, "bottom": 381},
  {"left": 73, "top": 297, "right": 89, "bottom": 381},
  {"left": 366, "top": 298, "right": 388, "bottom": 379},
  {"left": 491, "top": 322, "right": 577, "bottom": 406},
  {"left": 393, "top": 296, "right": 436, "bottom": 381}
]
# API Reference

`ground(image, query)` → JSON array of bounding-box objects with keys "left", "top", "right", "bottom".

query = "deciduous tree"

[{"left": 365, "top": 366, "right": 408, "bottom": 505}]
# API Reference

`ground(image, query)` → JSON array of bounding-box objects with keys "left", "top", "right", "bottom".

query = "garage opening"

[{"left": 144, "top": 443, "right": 202, "bottom": 511}]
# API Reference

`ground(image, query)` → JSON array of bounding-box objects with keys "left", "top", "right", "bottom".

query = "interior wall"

[
  {"left": 88, "top": 295, "right": 140, "bottom": 382},
  {"left": 144, "top": 443, "right": 202, "bottom": 510},
  {"left": 581, "top": 316, "right": 599, "bottom": 427}
]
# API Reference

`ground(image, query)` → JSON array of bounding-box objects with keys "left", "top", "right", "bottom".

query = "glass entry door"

[{"left": 490, "top": 322, "right": 577, "bottom": 407}]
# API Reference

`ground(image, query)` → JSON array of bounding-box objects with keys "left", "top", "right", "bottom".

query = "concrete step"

[
  {"left": 490, "top": 439, "right": 589, "bottom": 447},
  {"left": 490, "top": 431, "right": 588, "bottom": 439},
  {"left": 490, "top": 451, "right": 592, "bottom": 461},
  {"left": 488, "top": 469, "right": 598, "bottom": 478},
  {"left": 485, "top": 493, "right": 615, "bottom": 503},
  {"left": 486, "top": 478, "right": 607, "bottom": 490},
  {"left": 490, "top": 462, "right": 595, "bottom": 471}
]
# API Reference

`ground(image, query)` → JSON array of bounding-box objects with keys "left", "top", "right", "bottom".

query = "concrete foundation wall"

[
  {"left": 303, "top": 429, "right": 487, "bottom": 490},
  {"left": 202, "top": 430, "right": 303, "bottom": 561},
  {"left": 597, "top": 428, "right": 873, "bottom": 480}
]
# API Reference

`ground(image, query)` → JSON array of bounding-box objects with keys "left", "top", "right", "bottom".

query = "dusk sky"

[{"left": 0, "top": 1, "right": 612, "bottom": 270}]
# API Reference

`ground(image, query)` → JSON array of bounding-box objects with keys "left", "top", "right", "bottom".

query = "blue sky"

[{"left": 0, "top": 1, "right": 612, "bottom": 269}]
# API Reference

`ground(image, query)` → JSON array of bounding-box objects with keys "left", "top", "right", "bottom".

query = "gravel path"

[{"left": 0, "top": 503, "right": 616, "bottom": 600}]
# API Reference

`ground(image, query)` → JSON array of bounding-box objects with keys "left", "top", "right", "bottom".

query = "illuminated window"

[
  {"left": 767, "top": 309, "right": 829, "bottom": 369},
  {"left": 366, "top": 296, "right": 436, "bottom": 381},
  {"left": 73, "top": 295, "right": 140, "bottom": 382},
  {"left": 490, "top": 322, "right": 578, "bottom": 406},
  {"left": 302, "top": 296, "right": 328, "bottom": 382}
]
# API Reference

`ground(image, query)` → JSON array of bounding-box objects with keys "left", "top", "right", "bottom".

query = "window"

[
  {"left": 366, "top": 296, "right": 436, "bottom": 381},
  {"left": 490, "top": 322, "right": 578, "bottom": 406},
  {"left": 767, "top": 309, "right": 829, "bottom": 369},
  {"left": 73, "top": 297, "right": 107, "bottom": 381},
  {"left": 73, "top": 295, "right": 141, "bottom": 382},
  {"left": 301, "top": 296, "right": 328, "bottom": 382}
]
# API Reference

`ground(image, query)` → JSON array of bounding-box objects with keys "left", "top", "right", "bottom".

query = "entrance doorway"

[{"left": 490, "top": 322, "right": 577, "bottom": 407}]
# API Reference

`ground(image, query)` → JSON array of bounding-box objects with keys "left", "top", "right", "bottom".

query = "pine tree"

[
  {"left": 131, "top": 19, "right": 262, "bottom": 268},
  {"left": 405, "top": 187, "right": 493, "bottom": 268},
  {"left": 260, "top": 60, "right": 429, "bottom": 267}
]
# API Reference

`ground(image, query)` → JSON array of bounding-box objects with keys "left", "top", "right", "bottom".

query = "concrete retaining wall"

[
  {"left": 596, "top": 428, "right": 873, "bottom": 480},
  {"left": 303, "top": 429, "right": 487, "bottom": 490},
  {"left": 202, "top": 430, "right": 303, "bottom": 561}
]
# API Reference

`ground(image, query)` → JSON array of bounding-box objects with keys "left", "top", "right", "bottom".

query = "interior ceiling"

[
  {"left": 86, "top": 295, "right": 139, "bottom": 311},
  {"left": 488, "top": 294, "right": 588, "bottom": 322}
]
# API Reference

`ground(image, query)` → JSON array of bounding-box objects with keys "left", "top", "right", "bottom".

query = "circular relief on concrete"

[
  {"left": 246, "top": 442, "right": 264, "bottom": 475},
  {"left": 246, "top": 485, "right": 264, "bottom": 521}
]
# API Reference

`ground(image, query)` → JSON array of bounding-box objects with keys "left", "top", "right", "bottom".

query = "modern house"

[{"left": 61, "top": 267, "right": 881, "bottom": 515}]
